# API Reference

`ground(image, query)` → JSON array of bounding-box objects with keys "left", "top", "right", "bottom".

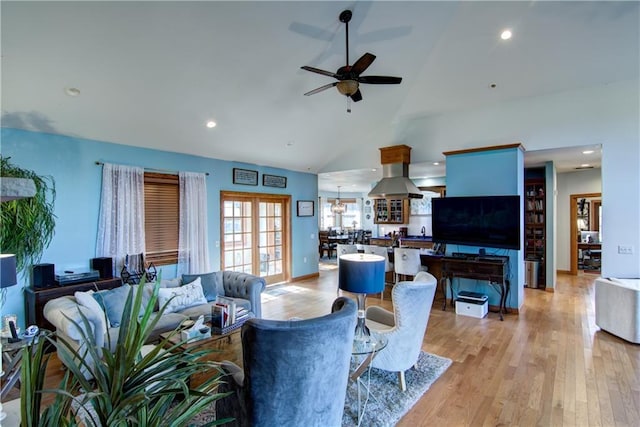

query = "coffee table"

[
  {"left": 160, "top": 327, "right": 243, "bottom": 388},
  {"left": 349, "top": 333, "right": 387, "bottom": 425}
]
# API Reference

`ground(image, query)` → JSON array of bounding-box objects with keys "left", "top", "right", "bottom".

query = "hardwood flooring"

[{"left": 7, "top": 267, "right": 639, "bottom": 426}]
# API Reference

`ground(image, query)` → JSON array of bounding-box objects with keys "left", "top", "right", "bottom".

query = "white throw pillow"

[
  {"left": 157, "top": 277, "right": 208, "bottom": 314},
  {"left": 74, "top": 290, "right": 108, "bottom": 334}
]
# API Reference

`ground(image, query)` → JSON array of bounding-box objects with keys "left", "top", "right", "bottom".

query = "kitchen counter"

[
  {"left": 400, "top": 236, "right": 434, "bottom": 249},
  {"left": 368, "top": 236, "right": 434, "bottom": 250}
]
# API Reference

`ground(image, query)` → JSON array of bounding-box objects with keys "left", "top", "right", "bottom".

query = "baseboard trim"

[
  {"left": 290, "top": 272, "right": 320, "bottom": 282},
  {"left": 557, "top": 269, "right": 571, "bottom": 275},
  {"left": 545, "top": 287, "right": 555, "bottom": 293}
]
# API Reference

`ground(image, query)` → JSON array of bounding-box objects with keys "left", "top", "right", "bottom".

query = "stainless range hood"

[{"left": 368, "top": 145, "right": 423, "bottom": 199}]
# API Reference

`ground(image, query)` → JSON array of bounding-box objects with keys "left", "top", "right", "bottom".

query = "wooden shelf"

[{"left": 525, "top": 176, "right": 546, "bottom": 288}]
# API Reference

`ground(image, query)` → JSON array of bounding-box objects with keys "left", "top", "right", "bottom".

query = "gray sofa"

[{"left": 43, "top": 271, "right": 266, "bottom": 371}]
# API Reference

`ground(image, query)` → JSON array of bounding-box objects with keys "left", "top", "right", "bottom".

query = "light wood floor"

[{"left": 9, "top": 267, "right": 640, "bottom": 426}]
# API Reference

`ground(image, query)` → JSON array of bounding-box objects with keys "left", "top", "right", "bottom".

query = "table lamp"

[{"left": 338, "top": 253, "right": 385, "bottom": 344}]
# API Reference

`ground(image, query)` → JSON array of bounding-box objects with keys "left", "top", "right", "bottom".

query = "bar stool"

[
  {"left": 362, "top": 244, "right": 394, "bottom": 300},
  {"left": 393, "top": 247, "right": 423, "bottom": 285}
]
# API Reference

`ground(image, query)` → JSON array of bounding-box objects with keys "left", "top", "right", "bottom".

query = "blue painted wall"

[
  {"left": 444, "top": 145, "right": 525, "bottom": 310},
  {"left": 1, "top": 128, "right": 318, "bottom": 327}
]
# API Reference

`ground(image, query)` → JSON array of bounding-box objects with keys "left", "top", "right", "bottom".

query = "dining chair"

[
  {"left": 318, "top": 230, "right": 336, "bottom": 259},
  {"left": 362, "top": 244, "right": 394, "bottom": 300},
  {"left": 393, "top": 247, "right": 423, "bottom": 284}
]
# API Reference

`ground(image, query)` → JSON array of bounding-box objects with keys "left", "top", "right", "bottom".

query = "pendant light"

[{"left": 331, "top": 186, "right": 346, "bottom": 214}]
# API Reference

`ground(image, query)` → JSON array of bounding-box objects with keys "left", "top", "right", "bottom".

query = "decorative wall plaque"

[{"left": 233, "top": 168, "right": 258, "bottom": 186}]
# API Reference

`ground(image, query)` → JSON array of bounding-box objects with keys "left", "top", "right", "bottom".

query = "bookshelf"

[{"left": 524, "top": 177, "right": 545, "bottom": 288}]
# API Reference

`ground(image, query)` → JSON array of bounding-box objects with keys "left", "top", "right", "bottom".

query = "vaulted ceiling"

[{"left": 2, "top": 1, "right": 637, "bottom": 192}]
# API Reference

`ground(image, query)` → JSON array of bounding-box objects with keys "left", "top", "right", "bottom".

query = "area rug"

[
  {"left": 188, "top": 351, "right": 450, "bottom": 426},
  {"left": 342, "top": 351, "right": 452, "bottom": 427}
]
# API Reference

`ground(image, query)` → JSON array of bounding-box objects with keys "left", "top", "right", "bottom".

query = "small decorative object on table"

[{"left": 180, "top": 315, "right": 211, "bottom": 342}]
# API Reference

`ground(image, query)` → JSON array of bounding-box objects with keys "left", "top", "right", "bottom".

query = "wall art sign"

[
  {"left": 297, "top": 200, "right": 314, "bottom": 217},
  {"left": 233, "top": 168, "right": 258, "bottom": 186},
  {"left": 263, "top": 174, "right": 287, "bottom": 188}
]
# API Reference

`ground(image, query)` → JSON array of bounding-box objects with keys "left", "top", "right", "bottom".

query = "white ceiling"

[{"left": 2, "top": 1, "right": 635, "bottom": 192}]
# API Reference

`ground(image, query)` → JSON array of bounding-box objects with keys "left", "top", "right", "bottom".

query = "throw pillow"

[
  {"left": 74, "top": 290, "right": 108, "bottom": 334},
  {"left": 160, "top": 277, "right": 182, "bottom": 288},
  {"left": 92, "top": 285, "right": 132, "bottom": 328},
  {"left": 157, "top": 277, "right": 208, "bottom": 314},
  {"left": 182, "top": 271, "right": 224, "bottom": 302},
  {"left": 130, "top": 283, "right": 156, "bottom": 314}
]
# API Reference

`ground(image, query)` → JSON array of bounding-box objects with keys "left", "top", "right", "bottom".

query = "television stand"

[{"left": 441, "top": 255, "right": 510, "bottom": 320}]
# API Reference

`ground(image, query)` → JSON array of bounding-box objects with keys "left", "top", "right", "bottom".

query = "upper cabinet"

[{"left": 374, "top": 199, "right": 409, "bottom": 224}]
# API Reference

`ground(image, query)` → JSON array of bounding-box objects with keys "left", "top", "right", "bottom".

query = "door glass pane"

[
  {"left": 258, "top": 201, "right": 283, "bottom": 278},
  {"left": 223, "top": 199, "right": 253, "bottom": 272}
]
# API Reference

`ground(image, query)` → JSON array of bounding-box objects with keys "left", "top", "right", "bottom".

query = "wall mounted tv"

[{"left": 432, "top": 195, "right": 521, "bottom": 250}]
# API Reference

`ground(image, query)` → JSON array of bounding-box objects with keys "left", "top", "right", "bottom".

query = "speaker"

[
  {"left": 91, "top": 257, "right": 113, "bottom": 279},
  {"left": 32, "top": 263, "right": 55, "bottom": 288}
]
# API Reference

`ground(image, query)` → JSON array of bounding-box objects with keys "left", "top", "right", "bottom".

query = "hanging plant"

[{"left": 0, "top": 156, "right": 56, "bottom": 273}]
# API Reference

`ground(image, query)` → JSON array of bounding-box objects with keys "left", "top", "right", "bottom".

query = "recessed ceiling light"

[
  {"left": 500, "top": 29, "right": 512, "bottom": 40},
  {"left": 581, "top": 163, "right": 591, "bottom": 168},
  {"left": 582, "top": 150, "right": 594, "bottom": 154},
  {"left": 371, "top": 168, "right": 377, "bottom": 172},
  {"left": 206, "top": 120, "right": 217, "bottom": 128},
  {"left": 64, "top": 87, "right": 81, "bottom": 97},
  {"left": 433, "top": 162, "right": 440, "bottom": 166},
  {"left": 489, "top": 83, "right": 497, "bottom": 89}
]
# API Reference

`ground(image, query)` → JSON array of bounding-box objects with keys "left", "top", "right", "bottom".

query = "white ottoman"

[{"left": 595, "top": 278, "right": 640, "bottom": 344}]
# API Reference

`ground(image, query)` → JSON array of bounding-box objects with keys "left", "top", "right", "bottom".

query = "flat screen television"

[{"left": 432, "top": 195, "right": 521, "bottom": 250}]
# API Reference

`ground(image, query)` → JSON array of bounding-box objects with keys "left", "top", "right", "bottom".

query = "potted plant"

[
  {"left": 20, "top": 279, "right": 231, "bottom": 426},
  {"left": 0, "top": 156, "right": 56, "bottom": 274}
]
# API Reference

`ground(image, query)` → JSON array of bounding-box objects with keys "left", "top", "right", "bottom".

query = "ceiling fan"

[{"left": 300, "top": 9, "right": 402, "bottom": 111}]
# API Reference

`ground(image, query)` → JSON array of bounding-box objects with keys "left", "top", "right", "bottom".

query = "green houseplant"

[
  {"left": 0, "top": 156, "right": 56, "bottom": 274},
  {"left": 20, "top": 278, "right": 231, "bottom": 426}
]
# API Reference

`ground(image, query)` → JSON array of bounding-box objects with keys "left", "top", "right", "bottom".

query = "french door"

[{"left": 221, "top": 192, "right": 290, "bottom": 285}]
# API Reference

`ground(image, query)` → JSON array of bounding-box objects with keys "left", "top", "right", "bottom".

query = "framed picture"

[
  {"left": 263, "top": 174, "right": 287, "bottom": 188},
  {"left": 233, "top": 168, "right": 258, "bottom": 186},
  {"left": 297, "top": 200, "right": 314, "bottom": 217}
]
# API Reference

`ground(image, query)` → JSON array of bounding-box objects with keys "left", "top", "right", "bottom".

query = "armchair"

[
  {"left": 215, "top": 297, "right": 357, "bottom": 427},
  {"left": 365, "top": 271, "right": 437, "bottom": 391}
]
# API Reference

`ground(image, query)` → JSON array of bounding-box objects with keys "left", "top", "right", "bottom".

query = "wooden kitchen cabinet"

[{"left": 374, "top": 199, "right": 409, "bottom": 224}]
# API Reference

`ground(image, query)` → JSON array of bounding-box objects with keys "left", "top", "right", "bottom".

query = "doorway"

[
  {"left": 220, "top": 192, "right": 291, "bottom": 284},
  {"left": 570, "top": 192, "right": 602, "bottom": 275}
]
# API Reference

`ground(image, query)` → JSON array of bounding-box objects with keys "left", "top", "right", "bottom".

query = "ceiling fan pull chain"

[{"left": 347, "top": 97, "right": 352, "bottom": 113}]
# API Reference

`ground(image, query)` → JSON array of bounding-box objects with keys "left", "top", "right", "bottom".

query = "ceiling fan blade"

[
  {"left": 350, "top": 89, "right": 363, "bottom": 102},
  {"left": 301, "top": 66, "right": 337, "bottom": 78},
  {"left": 304, "top": 82, "right": 338, "bottom": 96},
  {"left": 350, "top": 53, "right": 376, "bottom": 76},
  {"left": 357, "top": 75, "right": 402, "bottom": 84}
]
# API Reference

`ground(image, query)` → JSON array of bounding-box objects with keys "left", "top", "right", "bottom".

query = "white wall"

[{"left": 556, "top": 169, "right": 602, "bottom": 271}]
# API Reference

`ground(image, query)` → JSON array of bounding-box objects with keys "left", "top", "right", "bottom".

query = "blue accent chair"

[{"left": 215, "top": 297, "right": 357, "bottom": 427}]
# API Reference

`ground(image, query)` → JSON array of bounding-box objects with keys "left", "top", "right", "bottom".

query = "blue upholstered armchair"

[
  {"left": 365, "top": 271, "right": 437, "bottom": 391},
  {"left": 215, "top": 297, "right": 357, "bottom": 427}
]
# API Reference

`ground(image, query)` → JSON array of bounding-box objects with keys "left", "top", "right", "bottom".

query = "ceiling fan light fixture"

[{"left": 336, "top": 80, "right": 358, "bottom": 96}]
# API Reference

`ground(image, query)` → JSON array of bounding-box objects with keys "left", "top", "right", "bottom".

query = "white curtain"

[
  {"left": 177, "top": 172, "right": 210, "bottom": 275},
  {"left": 95, "top": 163, "right": 145, "bottom": 276}
]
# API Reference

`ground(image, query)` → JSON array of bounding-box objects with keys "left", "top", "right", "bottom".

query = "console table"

[
  {"left": 440, "top": 254, "right": 510, "bottom": 320},
  {"left": 25, "top": 278, "right": 122, "bottom": 331}
]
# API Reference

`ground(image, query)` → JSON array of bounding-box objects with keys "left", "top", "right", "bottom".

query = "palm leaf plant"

[{"left": 21, "top": 277, "right": 232, "bottom": 426}]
